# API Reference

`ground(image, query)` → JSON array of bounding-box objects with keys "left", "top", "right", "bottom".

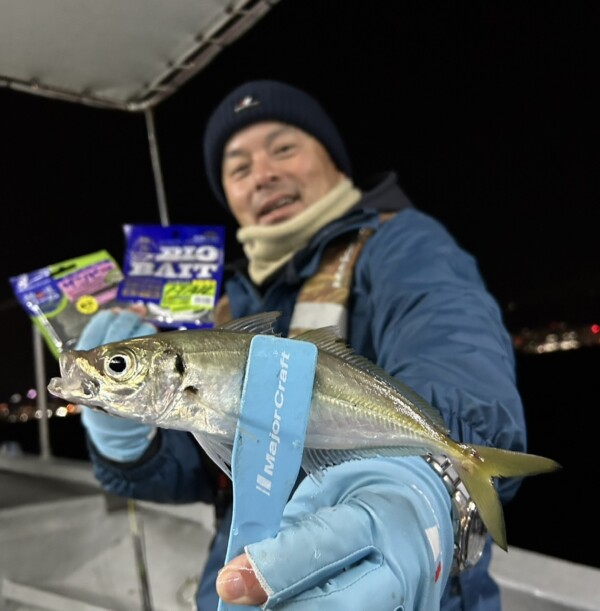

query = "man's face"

[{"left": 221, "top": 121, "right": 344, "bottom": 227}]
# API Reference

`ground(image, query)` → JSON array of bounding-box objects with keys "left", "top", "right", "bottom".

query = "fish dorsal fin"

[
  {"left": 293, "top": 327, "right": 346, "bottom": 354},
  {"left": 294, "top": 327, "right": 449, "bottom": 432},
  {"left": 216, "top": 311, "right": 281, "bottom": 335}
]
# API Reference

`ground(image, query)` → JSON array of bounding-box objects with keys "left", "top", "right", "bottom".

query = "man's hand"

[
  {"left": 217, "top": 554, "right": 268, "bottom": 605},
  {"left": 217, "top": 456, "right": 454, "bottom": 609}
]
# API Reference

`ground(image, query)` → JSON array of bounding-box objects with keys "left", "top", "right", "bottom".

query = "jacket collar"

[{"left": 287, "top": 171, "right": 414, "bottom": 281}]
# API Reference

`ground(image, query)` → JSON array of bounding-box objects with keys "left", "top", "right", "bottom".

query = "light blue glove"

[
  {"left": 245, "top": 456, "right": 454, "bottom": 610},
  {"left": 77, "top": 308, "right": 158, "bottom": 462}
]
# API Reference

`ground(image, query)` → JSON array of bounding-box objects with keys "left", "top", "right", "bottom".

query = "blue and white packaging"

[{"left": 117, "top": 224, "right": 225, "bottom": 329}]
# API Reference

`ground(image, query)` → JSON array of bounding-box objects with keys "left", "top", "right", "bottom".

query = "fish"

[{"left": 47, "top": 311, "right": 560, "bottom": 551}]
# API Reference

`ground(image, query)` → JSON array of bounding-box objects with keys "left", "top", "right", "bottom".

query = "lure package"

[
  {"left": 10, "top": 250, "right": 124, "bottom": 358},
  {"left": 117, "top": 224, "right": 226, "bottom": 329}
]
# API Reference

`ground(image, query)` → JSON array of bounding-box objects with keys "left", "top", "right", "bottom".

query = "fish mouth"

[
  {"left": 47, "top": 351, "right": 102, "bottom": 404},
  {"left": 47, "top": 376, "right": 100, "bottom": 403}
]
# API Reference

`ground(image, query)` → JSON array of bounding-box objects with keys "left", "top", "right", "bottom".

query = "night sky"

[{"left": 1, "top": 1, "right": 599, "bottom": 568}]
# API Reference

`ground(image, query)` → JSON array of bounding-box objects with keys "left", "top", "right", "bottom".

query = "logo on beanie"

[{"left": 234, "top": 95, "right": 260, "bottom": 113}]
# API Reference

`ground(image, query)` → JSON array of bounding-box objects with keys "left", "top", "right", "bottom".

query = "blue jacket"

[{"left": 88, "top": 172, "right": 526, "bottom": 610}]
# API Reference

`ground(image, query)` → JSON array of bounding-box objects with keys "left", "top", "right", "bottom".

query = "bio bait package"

[
  {"left": 10, "top": 250, "right": 124, "bottom": 358},
  {"left": 117, "top": 224, "right": 226, "bottom": 329}
]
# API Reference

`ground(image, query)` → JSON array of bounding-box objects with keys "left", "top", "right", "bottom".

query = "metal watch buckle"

[{"left": 425, "top": 454, "right": 487, "bottom": 575}]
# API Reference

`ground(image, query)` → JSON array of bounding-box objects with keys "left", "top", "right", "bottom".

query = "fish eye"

[{"left": 104, "top": 351, "right": 135, "bottom": 380}]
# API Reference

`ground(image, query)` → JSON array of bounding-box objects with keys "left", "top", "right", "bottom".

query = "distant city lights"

[
  {"left": 0, "top": 397, "right": 80, "bottom": 423},
  {"left": 512, "top": 322, "right": 600, "bottom": 355}
]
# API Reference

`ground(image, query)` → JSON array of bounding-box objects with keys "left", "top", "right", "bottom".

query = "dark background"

[{"left": 1, "top": 0, "right": 598, "bottom": 570}]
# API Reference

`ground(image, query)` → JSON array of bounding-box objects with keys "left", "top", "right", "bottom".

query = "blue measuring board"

[{"left": 218, "top": 335, "right": 318, "bottom": 611}]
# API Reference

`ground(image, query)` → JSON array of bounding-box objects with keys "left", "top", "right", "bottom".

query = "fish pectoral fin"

[{"left": 192, "top": 432, "right": 233, "bottom": 480}]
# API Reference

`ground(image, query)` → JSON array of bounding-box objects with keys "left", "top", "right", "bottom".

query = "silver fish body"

[
  {"left": 50, "top": 320, "right": 445, "bottom": 453},
  {"left": 48, "top": 311, "right": 560, "bottom": 550}
]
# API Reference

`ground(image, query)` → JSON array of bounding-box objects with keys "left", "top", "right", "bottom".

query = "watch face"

[
  {"left": 464, "top": 505, "right": 487, "bottom": 569},
  {"left": 451, "top": 500, "right": 487, "bottom": 575}
]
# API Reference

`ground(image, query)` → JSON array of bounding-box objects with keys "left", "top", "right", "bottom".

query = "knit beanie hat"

[{"left": 203, "top": 80, "right": 352, "bottom": 205}]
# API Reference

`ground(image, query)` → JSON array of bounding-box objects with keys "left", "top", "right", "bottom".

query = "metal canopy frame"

[{"left": 0, "top": 0, "right": 279, "bottom": 111}]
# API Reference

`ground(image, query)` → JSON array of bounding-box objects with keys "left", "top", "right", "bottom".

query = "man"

[{"left": 78, "top": 80, "right": 528, "bottom": 609}]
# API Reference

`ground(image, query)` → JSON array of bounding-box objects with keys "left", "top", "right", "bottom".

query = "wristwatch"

[{"left": 425, "top": 454, "right": 487, "bottom": 575}]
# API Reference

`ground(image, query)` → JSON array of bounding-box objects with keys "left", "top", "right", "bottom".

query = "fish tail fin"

[
  {"left": 453, "top": 445, "right": 561, "bottom": 551},
  {"left": 472, "top": 444, "right": 562, "bottom": 478}
]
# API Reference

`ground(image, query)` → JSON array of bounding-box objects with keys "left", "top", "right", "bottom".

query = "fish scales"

[{"left": 308, "top": 350, "right": 448, "bottom": 451}]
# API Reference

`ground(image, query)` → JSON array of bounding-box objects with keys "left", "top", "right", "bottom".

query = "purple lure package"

[
  {"left": 117, "top": 224, "right": 226, "bottom": 329},
  {"left": 10, "top": 250, "right": 124, "bottom": 358}
]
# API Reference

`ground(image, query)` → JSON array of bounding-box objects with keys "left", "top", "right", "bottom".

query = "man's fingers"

[
  {"left": 216, "top": 553, "right": 268, "bottom": 606},
  {"left": 125, "top": 303, "right": 149, "bottom": 317}
]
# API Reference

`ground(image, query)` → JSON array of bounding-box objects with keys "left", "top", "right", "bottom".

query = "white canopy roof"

[{"left": 0, "top": 0, "right": 280, "bottom": 111}]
